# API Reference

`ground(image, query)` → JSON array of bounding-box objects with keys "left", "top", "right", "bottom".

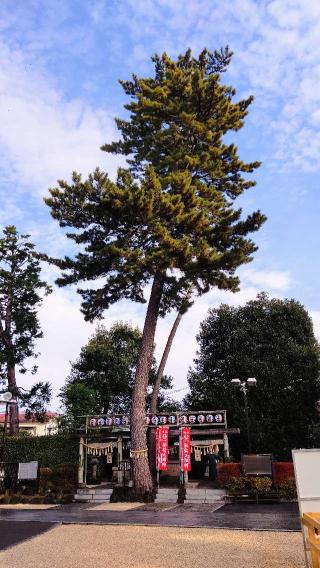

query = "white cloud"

[
  {"left": 242, "top": 269, "right": 291, "bottom": 291},
  {"left": 111, "top": 0, "right": 320, "bottom": 172},
  {"left": 311, "top": 311, "right": 320, "bottom": 339},
  {"left": 25, "top": 274, "right": 269, "bottom": 409},
  {"left": 0, "top": 40, "right": 123, "bottom": 199}
]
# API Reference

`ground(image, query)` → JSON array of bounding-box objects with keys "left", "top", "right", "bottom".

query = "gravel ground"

[{"left": 0, "top": 524, "right": 305, "bottom": 568}]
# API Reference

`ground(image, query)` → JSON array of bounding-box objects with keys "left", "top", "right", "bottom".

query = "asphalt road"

[
  {"left": 0, "top": 521, "right": 58, "bottom": 551},
  {"left": 0, "top": 502, "right": 300, "bottom": 531}
]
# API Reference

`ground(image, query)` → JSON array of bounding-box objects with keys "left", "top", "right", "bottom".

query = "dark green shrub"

[
  {"left": 39, "top": 467, "right": 53, "bottom": 492},
  {"left": 3, "top": 434, "right": 79, "bottom": 467},
  {"left": 248, "top": 476, "right": 272, "bottom": 494},
  {"left": 50, "top": 463, "right": 78, "bottom": 490},
  {"left": 225, "top": 476, "right": 246, "bottom": 494},
  {"left": 279, "top": 478, "right": 297, "bottom": 500},
  {"left": 225, "top": 476, "right": 273, "bottom": 496}
]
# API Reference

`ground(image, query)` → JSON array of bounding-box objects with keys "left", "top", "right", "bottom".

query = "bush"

[
  {"left": 225, "top": 476, "right": 273, "bottom": 496},
  {"left": 273, "top": 462, "right": 294, "bottom": 487},
  {"left": 217, "top": 463, "right": 242, "bottom": 486},
  {"left": 279, "top": 478, "right": 297, "bottom": 500},
  {"left": 39, "top": 467, "right": 53, "bottom": 492},
  {"left": 50, "top": 463, "right": 78, "bottom": 490},
  {"left": 224, "top": 476, "right": 246, "bottom": 494},
  {"left": 248, "top": 476, "right": 272, "bottom": 494}
]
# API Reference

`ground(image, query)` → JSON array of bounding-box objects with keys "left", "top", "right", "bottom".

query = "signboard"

[
  {"left": 18, "top": 461, "right": 38, "bottom": 480},
  {"left": 86, "top": 411, "right": 226, "bottom": 429},
  {"left": 242, "top": 454, "right": 273, "bottom": 476},
  {"left": 156, "top": 426, "right": 169, "bottom": 471},
  {"left": 293, "top": 449, "right": 320, "bottom": 514},
  {"left": 292, "top": 449, "right": 320, "bottom": 567},
  {"left": 180, "top": 427, "right": 191, "bottom": 472},
  {"left": 118, "top": 460, "right": 131, "bottom": 471}
]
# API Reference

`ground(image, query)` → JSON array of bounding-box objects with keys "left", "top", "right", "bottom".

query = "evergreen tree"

[
  {"left": 20, "top": 381, "right": 52, "bottom": 422},
  {"left": 186, "top": 293, "right": 320, "bottom": 459},
  {"left": 45, "top": 48, "right": 265, "bottom": 495},
  {"left": 0, "top": 226, "right": 51, "bottom": 434}
]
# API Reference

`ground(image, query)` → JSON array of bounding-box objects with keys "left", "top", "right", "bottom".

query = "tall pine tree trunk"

[
  {"left": 149, "top": 310, "right": 183, "bottom": 478},
  {"left": 150, "top": 310, "right": 184, "bottom": 414},
  {"left": 7, "top": 365, "right": 19, "bottom": 435},
  {"left": 131, "top": 271, "right": 165, "bottom": 497}
]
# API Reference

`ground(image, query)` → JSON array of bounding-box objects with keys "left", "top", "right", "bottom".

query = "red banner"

[
  {"left": 156, "top": 426, "right": 169, "bottom": 471},
  {"left": 180, "top": 427, "right": 191, "bottom": 472}
]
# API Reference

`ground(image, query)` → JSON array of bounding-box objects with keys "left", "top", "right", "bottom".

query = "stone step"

[
  {"left": 155, "top": 498, "right": 178, "bottom": 503},
  {"left": 74, "top": 494, "right": 93, "bottom": 501},
  {"left": 74, "top": 494, "right": 111, "bottom": 503},
  {"left": 77, "top": 488, "right": 113, "bottom": 495},
  {"left": 157, "top": 489, "right": 179, "bottom": 494}
]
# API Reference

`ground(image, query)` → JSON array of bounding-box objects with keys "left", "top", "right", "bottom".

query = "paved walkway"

[
  {"left": 0, "top": 524, "right": 305, "bottom": 568},
  {"left": 0, "top": 502, "right": 300, "bottom": 531}
]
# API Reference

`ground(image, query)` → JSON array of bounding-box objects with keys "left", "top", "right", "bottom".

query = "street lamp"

[{"left": 231, "top": 378, "right": 257, "bottom": 453}]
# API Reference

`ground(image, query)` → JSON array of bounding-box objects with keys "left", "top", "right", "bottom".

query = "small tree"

[
  {"left": 0, "top": 226, "right": 51, "bottom": 434},
  {"left": 45, "top": 48, "right": 265, "bottom": 495},
  {"left": 186, "top": 293, "right": 320, "bottom": 458}
]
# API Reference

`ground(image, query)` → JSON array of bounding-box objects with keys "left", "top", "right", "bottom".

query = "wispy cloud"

[
  {"left": 0, "top": 39, "right": 122, "bottom": 200},
  {"left": 242, "top": 269, "right": 291, "bottom": 291}
]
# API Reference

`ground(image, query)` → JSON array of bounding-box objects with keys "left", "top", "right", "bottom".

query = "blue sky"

[{"left": 1, "top": 0, "right": 320, "bottom": 407}]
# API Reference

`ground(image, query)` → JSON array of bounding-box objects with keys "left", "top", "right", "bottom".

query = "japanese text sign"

[
  {"left": 180, "top": 427, "right": 191, "bottom": 472},
  {"left": 156, "top": 426, "right": 169, "bottom": 471}
]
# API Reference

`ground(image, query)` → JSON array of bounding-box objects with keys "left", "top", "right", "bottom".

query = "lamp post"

[{"left": 231, "top": 378, "right": 257, "bottom": 453}]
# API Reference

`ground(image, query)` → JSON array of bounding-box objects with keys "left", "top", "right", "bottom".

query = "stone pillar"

[{"left": 78, "top": 436, "right": 85, "bottom": 486}]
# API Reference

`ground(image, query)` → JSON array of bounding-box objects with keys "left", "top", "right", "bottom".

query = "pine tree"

[
  {"left": 45, "top": 48, "right": 266, "bottom": 496},
  {"left": 0, "top": 226, "right": 51, "bottom": 434}
]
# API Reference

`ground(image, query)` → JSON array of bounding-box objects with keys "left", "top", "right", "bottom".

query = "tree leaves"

[
  {"left": 186, "top": 293, "right": 320, "bottom": 459},
  {"left": 45, "top": 48, "right": 265, "bottom": 321}
]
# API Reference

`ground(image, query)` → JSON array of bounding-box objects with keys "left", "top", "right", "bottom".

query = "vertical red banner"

[
  {"left": 180, "top": 427, "right": 191, "bottom": 472},
  {"left": 156, "top": 426, "right": 169, "bottom": 471}
]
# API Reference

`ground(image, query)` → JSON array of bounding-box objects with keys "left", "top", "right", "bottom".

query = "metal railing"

[{"left": 302, "top": 513, "right": 320, "bottom": 568}]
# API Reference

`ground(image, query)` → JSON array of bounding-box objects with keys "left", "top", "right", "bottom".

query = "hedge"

[
  {"left": 273, "top": 462, "right": 294, "bottom": 487},
  {"left": 217, "top": 461, "right": 295, "bottom": 487},
  {"left": 2, "top": 434, "right": 79, "bottom": 467},
  {"left": 217, "top": 463, "right": 242, "bottom": 485}
]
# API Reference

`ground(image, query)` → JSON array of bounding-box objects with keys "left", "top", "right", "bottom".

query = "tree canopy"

[
  {"left": 0, "top": 226, "right": 52, "bottom": 434},
  {"left": 59, "top": 322, "right": 175, "bottom": 425},
  {"left": 45, "top": 47, "right": 265, "bottom": 495},
  {"left": 186, "top": 293, "right": 320, "bottom": 459}
]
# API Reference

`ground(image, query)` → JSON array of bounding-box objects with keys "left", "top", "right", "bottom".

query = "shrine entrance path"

[{"left": 0, "top": 502, "right": 300, "bottom": 531}]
